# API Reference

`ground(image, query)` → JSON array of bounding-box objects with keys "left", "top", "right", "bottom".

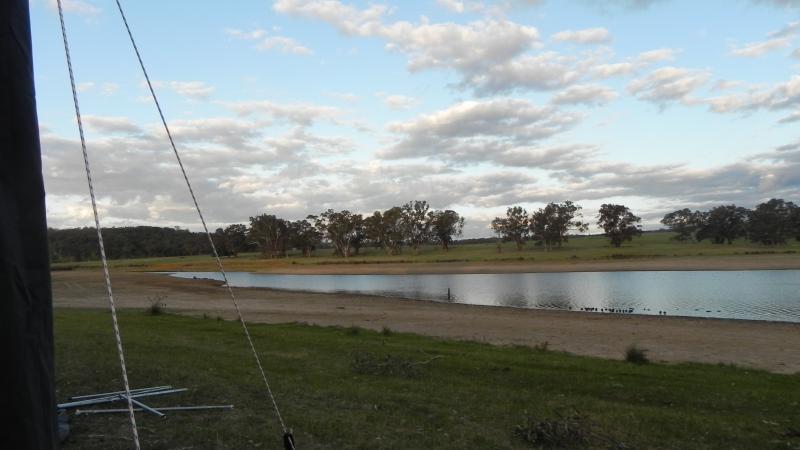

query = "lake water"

[{"left": 168, "top": 270, "right": 800, "bottom": 323}]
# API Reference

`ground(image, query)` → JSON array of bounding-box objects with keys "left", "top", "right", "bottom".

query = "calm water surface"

[{"left": 168, "top": 270, "right": 800, "bottom": 323}]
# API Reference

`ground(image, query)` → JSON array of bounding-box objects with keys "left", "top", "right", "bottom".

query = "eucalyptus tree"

[
  {"left": 596, "top": 204, "right": 642, "bottom": 247},
  {"left": 660, "top": 208, "right": 703, "bottom": 242},
  {"left": 491, "top": 206, "right": 529, "bottom": 251},
  {"left": 310, "top": 209, "right": 363, "bottom": 258},
  {"left": 401, "top": 200, "right": 433, "bottom": 253},
  {"left": 696, "top": 205, "right": 749, "bottom": 244},
  {"left": 430, "top": 209, "right": 465, "bottom": 251},
  {"left": 288, "top": 219, "right": 322, "bottom": 256},
  {"left": 747, "top": 199, "right": 797, "bottom": 245},
  {"left": 249, "top": 214, "right": 289, "bottom": 258},
  {"left": 213, "top": 223, "right": 248, "bottom": 256},
  {"left": 364, "top": 206, "right": 404, "bottom": 255},
  {"left": 530, "top": 201, "right": 587, "bottom": 250}
]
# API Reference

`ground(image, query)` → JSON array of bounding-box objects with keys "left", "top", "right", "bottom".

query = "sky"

[{"left": 30, "top": 0, "right": 800, "bottom": 237}]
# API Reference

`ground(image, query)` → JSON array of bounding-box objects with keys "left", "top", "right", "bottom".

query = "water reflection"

[{"left": 167, "top": 270, "right": 800, "bottom": 323}]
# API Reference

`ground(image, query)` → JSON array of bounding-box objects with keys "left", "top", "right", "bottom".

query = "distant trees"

[
  {"left": 288, "top": 219, "right": 321, "bottom": 257},
  {"left": 530, "top": 201, "right": 587, "bottom": 250},
  {"left": 310, "top": 209, "right": 363, "bottom": 258},
  {"left": 48, "top": 197, "right": 800, "bottom": 264},
  {"left": 249, "top": 214, "right": 289, "bottom": 258},
  {"left": 213, "top": 224, "right": 249, "bottom": 256},
  {"left": 661, "top": 199, "right": 800, "bottom": 246},
  {"left": 430, "top": 210, "right": 465, "bottom": 251},
  {"left": 491, "top": 206, "right": 529, "bottom": 251},
  {"left": 597, "top": 204, "right": 642, "bottom": 247},
  {"left": 401, "top": 200, "right": 433, "bottom": 254},
  {"left": 48, "top": 226, "right": 208, "bottom": 262},
  {"left": 660, "top": 208, "right": 702, "bottom": 242},
  {"left": 364, "top": 207, "right": 405, "bottom": 255},
  {"left": 747, "top": 199, "right": 797, "bottom": 245},
  {"left": 695, "top": 205, "right": 749, "bottom": 244}
]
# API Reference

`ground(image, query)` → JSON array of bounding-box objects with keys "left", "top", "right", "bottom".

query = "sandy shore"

[{"left": 52, "top": 270, "right": 800, "bottom": 374}]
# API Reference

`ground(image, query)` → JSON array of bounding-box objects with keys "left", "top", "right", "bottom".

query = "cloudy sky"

[{"left": 31, "top": 0, "right": 800, "bottom": 237}]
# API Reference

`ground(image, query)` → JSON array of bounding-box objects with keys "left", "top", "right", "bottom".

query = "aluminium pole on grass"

[{"left": 0, "top": 0, "right": 59, "bottom": 449}]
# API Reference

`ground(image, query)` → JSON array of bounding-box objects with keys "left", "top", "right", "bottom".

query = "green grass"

[
  {"left": 56, "top": 309, "right": 800, "bottom": 449},
  {"left": 51, "top": 231, "right": 800, "bottom": 272}
]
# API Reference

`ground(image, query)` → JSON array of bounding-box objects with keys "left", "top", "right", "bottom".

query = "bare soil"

[{"left": 52, "top": 270, "right": 800, "bottom": 374}]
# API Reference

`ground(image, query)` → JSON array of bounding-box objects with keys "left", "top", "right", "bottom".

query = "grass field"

[
  {"left": 56, "top": 309, "right": 800, "bottom": 449},
  {"left": 51, "top": 231, "right": 800, "bottom": 272}
]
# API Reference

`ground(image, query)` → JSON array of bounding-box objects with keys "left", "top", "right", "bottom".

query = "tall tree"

[
  {"left": 248, "top": 214, "right": 289, "bottom": 258},
  {"left": 491, "top": 206, "right": 529, "bottom": 251},
  {"left": 364, "top": 207, "right": 404, "bottom": 255},
  {"left": 401, "top": 200, "right": 433, "bottom": 253},
  {"left": 660, "top": 208, "right": 702, "bottom": 242},
  {"left": 530, "top": 201, "right": 587, "bottom": 250},
  {"left": 597, "top": 204, "right": 642, "bottom": 247},
  {"left": 696, "top": 205, "right": 749, "bottom": 244},
  {"left": 430, "top": 209, "right": 465, "bottom": 251},
  {"left": 288, "top": 219, "right": 321, "bottom": 256},
  {"left": 222, "top": 224, "right": 249, "bottom": 255},
  {"left": 792, "top": 204, "right": 800, "bottom": 241},
  {"left": 747, "top": 199, "right": 797, "bottom": 245},
  {"left": 311, "top": 209, "right": 363, "bottom": 258}
]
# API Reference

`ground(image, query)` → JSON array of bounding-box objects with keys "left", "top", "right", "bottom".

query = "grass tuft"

[
  {"left": 381, "top": 326, "right": 393, "bottom": 336},
  {"left": 345, "top": 325, "right": 362, "bottom": 336},
  {"left": 513, "top": 410, "right": 601, "bottom": 448},
  {"left": 145, "top": 295, "right": 166, "bottom": 316},
  {"left": 534, "top": 341, "right": 550, "bottom": 352},
  {"left": 625, "top": 344, "right": 649, "bottom": 365}
]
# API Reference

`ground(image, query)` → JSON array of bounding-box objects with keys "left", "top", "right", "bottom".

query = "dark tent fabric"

[{"left": 0, "top": 0, "right": 59, "bottom": 448}]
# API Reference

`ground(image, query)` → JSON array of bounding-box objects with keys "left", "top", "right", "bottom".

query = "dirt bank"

[{"left": 52, "top": 270, "right": 800, "bottom": 374}]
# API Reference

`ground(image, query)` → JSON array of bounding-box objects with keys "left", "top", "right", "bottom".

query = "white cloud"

[
  {"left": 792, "top": 48, "right": 800, "bottom": 59},
  {"left": 327, "top": 91, "right": 359, "bottom": 103},
  {"left": 590, "top": 62, "right": 636, "bottom": 78},
  {"left": 220, "top": 99, "right": 344, "bottom": 125},
  {"left": 76, "top": 81, "right": 94, "bottom": 93},
  {"left": 552, "top": 27, "right": 612, "bottom": 44},
  {"left": 101, "top": 83, "right": 119, "bottom": 95},
  {"left": 225, "top": 28, "right": 268, "bottom": 40},
  {"left": 152, "top": 80, "right": 216, "bottom": 100},
  {"left": 377, "top": 93, "right": 419, "bottom": 110},
  {"left": 635, "top": 47, "right": 680, "bottom": 63},
  {"left": 380, "top": 98, "right": 583, "bottom": 162},
  {"left": 551, "top": 84, "right": 617, "bottom": 106},
  {"left": 589, "top": 48, "right": 679, "bottom": 79},
  {"left": 628, "top": 66, "right": 711, "bottom": 107},
  {"left": 778, "top": 110, "right": 800, "bottom": 123},
  {"left": 83, "top": 115, "right": 142, "bottom": 134},
  {"left": 730, "top": 21, "right": 799, "bottom": 57},
  {"left": 768, "top": 21, "right": 800, "bottom": 38},
  {"left": 273, "top": 0, "right": 540, "bottom": 93},
  {"left": 48, "top": 0, "right": 100, "bottom": 15},
  {"left": 226, "top": 28, "right": 313, "bottom": 55},
  {"left": 705, "top": 75, "right": 800, "bottom": 113},
  {"left": 257, "top": 36, "right": 314, "bottom": 55},
  {"left": 436, "top": 0, "right": 466, "bottom": 12},
  {"left": 731, "top": 36, "right": 793, "bottom": 57},
  {"left": 464, "top": 52, "right": 581, "bottom": 95}
]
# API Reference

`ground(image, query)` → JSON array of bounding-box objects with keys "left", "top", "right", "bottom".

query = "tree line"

[
  {"left": 48, "top": 198, "right": 800, "bottom": 263},
  {"left": 490, "top": 201, "right": 642, "bottom": 249},
  {"left": 48, "top": 226, "right": 209, "bottom": 262},
  {"left": 232, "top": 200, "right": 465, "bottom": 258},
  {"left": 660, "top": 198, "right": 800, "bottom": 245}
]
